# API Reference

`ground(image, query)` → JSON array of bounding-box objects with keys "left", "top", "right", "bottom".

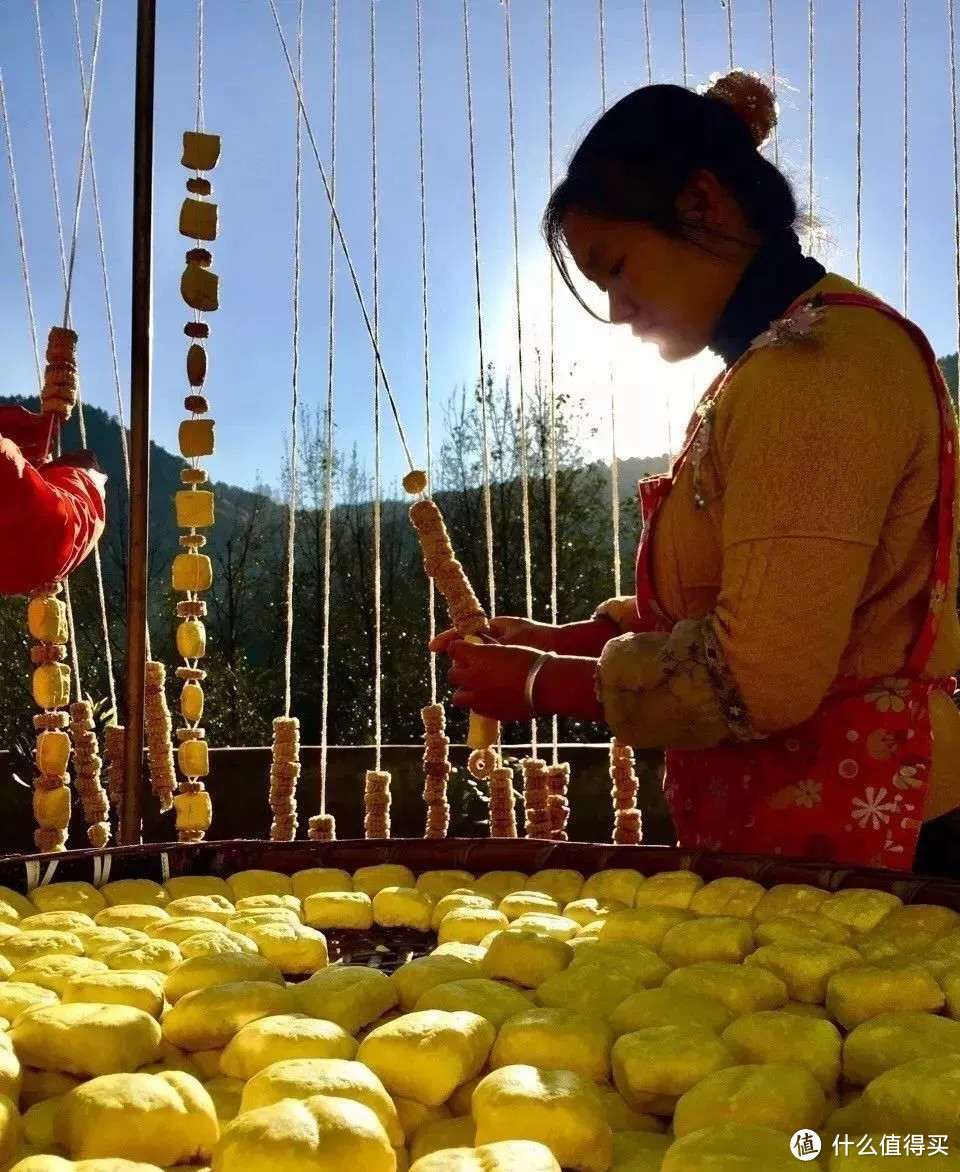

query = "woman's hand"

[
  {"left": 429, "top": 616, "right": 559, "bottom": 656},
  {"left": 445, "top": 640, "right": 604, "bottom": 724}
]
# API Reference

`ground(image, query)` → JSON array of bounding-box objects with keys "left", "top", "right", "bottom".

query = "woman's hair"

[{"left": 543, "top": 71, "right": 795, "bottom": 307}]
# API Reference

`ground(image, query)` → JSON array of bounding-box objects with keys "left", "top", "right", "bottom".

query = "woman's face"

[{"left": 562, "top": 203, "right": 747, "bottom": 363}]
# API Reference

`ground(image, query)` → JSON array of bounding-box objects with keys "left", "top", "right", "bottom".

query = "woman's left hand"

[{"left": 445, "top": 640, "right": 604, "bottom": 724}]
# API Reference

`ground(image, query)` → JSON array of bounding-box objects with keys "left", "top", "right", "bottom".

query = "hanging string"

[
  {"left": 282, "top": 0, "right": 304, "bottom": 721},
  {"left": 34, "top": 0, "right": 67, "bottom": 283},
  {"left": 415, "top": 0, "right": 437, "bottom": 705},
  {"left": 462, "top": 0, "right": 497, "bottom": 619},
  {"left": 643, "top": 0, "right": 653, "bottom": 84},
  {"left": 370, "top": 0, "right": 384, "bottom": 771},
  {"left": 547, "top": 0, "right": 559, "bottom": 763},
  {"left": 267, "top": 0, "right": 416, "bottom": 474},
  {"left": 768, "top": 0, "right": 779, "bottom": 167},
  {"left": 505, "top": 0, "right": 536, "bottom": 753},
  {"left": 902, "top": 0, "right": 909, "bottom": 313},
  {"left": 0, "top": 73, "right": 41, "bottom": 391},
  {"left": 680, "top": 0, "right": 688, "bottom": 87},
  {"left": 726, "top": 0, "right": 735, "bottom": 70},
  {"left": 855, "top": 0, "right": 863, "bottom": 284},
  {"left": 318, "top": 0, "right": 339, "bottom": 816},
  {"left": 807, "top": 0, "right": 815, "bottom": 252},
  {"left": 950, "top": 0, "right": 960, "bottom": 364},
  {"left": 196, "top": 0, "right": 205, "bottom": 133}
]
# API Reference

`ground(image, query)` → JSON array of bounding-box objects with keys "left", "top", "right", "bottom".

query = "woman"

[
  {"left": 433, "top": 71, "right": 960, "bottom": 873},
  {"left": 0, "top": 402, "right": 106, "bottom": 596}
]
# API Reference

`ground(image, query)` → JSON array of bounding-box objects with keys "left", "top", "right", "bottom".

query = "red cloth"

[{"left": 0, "top": 405, "right": 107, "bottom": 596}]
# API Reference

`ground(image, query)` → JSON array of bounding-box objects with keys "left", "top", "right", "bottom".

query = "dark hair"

[{"left": 543, "top": 83, "right": 797, "bottom": 313}]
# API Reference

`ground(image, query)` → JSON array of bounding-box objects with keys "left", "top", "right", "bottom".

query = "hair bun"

[{"left": 703, "top": 70, "right": 777, "bottom": 147}]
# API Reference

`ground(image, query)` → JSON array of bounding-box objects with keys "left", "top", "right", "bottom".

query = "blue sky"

[{"left": 2, "top": 0, "right": 959, "bottom": 493}]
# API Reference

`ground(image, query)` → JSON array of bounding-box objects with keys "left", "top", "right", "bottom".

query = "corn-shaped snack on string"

[
  {"left": 521, "top": 757, "right": 551, "bottom": 840},
  {"left": 269, "top": 717, "right": 300, "bottom": 842},
  {"left": 143, "top": 661, "right": 176, "bottom": 814},
  {"left": 421, "top": 703, "right": 451, "bottom": 839},
  {"left": 103, "top": 724, "right": 126, "bottom": 811},
  {"left": 308, "top": 813, "right": 336, "bottom": 842},
  {"left": 42, "top": 326, "right": 78, "bottom": 421},
  {"left": 610, "top": 738, "right": 642, "bottom": 845},
  {"left": 28, "top": 582, "right": 72, "bottom": 853},
  {"left": 172, "top": 130, "right": 221, "bottom": 845},
  {"left": 546, "top": 763, "right": 570, "bottom": 842},
  {"left": 69, "top": 701, "right": 110, "bottom": 849},
  {"left": 364, "top": 770, "right": 391, "bottom": 839},
  {"left": 488, "top": 764, "right": 518, "bottom": 838}
]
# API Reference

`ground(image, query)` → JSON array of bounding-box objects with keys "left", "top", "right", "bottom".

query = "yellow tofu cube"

[
  {"left": 580, "top": 869, "right": 645, "bottom": 907},
  {"left": 611, "top": 1024, "right": 734, "bottom": 1115},
  {"left": 662, "top": 961, "right": 788, "bottom": 1016},
  {"left": 27, "top": 596, "right": 67, "bottom": 644},
  {"left": 353, "top": 864, "right": 416, "bottom": 898},
  {"left": 35, "top": 731, "right": 71, "bottom": 776},
  {"left": 178, "top": 197, "right": 218, "bottom": 240},
  {"left": 720, "top": 1009, "right": 842, "bottom": 1091},
  {"left": 753, "top": 912, "right": 854, "bottom": 948},
  {"left": 178, "top": 418, "right": 215, "bottom": 458},
  {"left": 241, "top": 920, "right": 329, "bottom": 976},
  {"left": 172, "top": 552, "right": 213, "bottom": 593},
  {"left": 220, "top": 1014, "right": 356, "bottom": 1078},
  {"left": 180, "top": 680, "right": 205, "bottom": 723},
  {"left": 409, "top": 1139, "right": 562, "bottom": 1172},
  {"left": 177, "top": 741, "right": 209, "bottom": 780},
  {"left": 294, "top": 965, "right": 398, "bottom": 1033},
  {"left": 291, "top": 867, "right": 354, "bottom": 899},
  {"left": 163, "top": 953, "right": 284, "bottom": 1004},
  {"left": 534, "top": 962, "right": 640, "bottom": 1020},
  {"left": 660, "top": 916, "right": 756, "bottom": 967},
  {"left": 415, "top": 871, "right": 475, "bottom": 901},
  {"left": 825, "top": 961, "right": 945, "bottom": 1028},
  {"left": 673, "top": 1061, "right": 825, "bottom": 1139},
  {"left": 567, "top": 940, "right": 671, "bottom": 987},
  {"left": 689, "top": 878, "right": 765, "bottom": 920},
  {"left": 181, "top": 130, "right": 222, "bottom": 170},
  {"left": 861, "top": 1053, "right": 960, "bottom": 1143},
  {"left": 431, "top": 892, "right": 495, "bottom": 932},
  {"left": 752, "top": 884, "right": 827, "bottom": 923},
  {"left": 563, "top": 898, "right": 628, "bottom": 927},
  {"left": 372, "top": 887, "right": 434, "bottom": 932},
  {"left": 498, "top": 891, "right": 561, "bottom": 920},
  {"left": 842, "top": 1011, "right": 960, "bottom": 1085},
  {"left": 161, "top": 980, "right": 293, "bottom": 1050},
  {"left": 304, "top": 891, "right": 374, "bottom": 930},
  {"left": 481, "top": 928, "right": 572, "bottom": 989},
  {"left": 62, "top": 969, "right": 165, "bottom": 1018},
  {"left": 819, "top": 888, "right": 903, "bottom": 933},
  {"left": 227, "top": 870, "right": 293, "bottom": 901},
  {"left": 491, "top": 1007, "right": 612, "bottom": 1083},
  {"left": 632, "top": 870, "right": 704, "bottom": 910},
  {"left": 473, "top": 871, "right": 529, "bottom": 902},
  {"left": 11, "top": 1002, "right": 161, "bottom": 1076},
  {"left": 745, "top": 941, "right": 862, "bottom": 1004},
  {"left": 32, "top": 664, "right": 70, "bottom": 710},
  {"left": 584, "top": 907, "right": 694, "bottom": 950},
  {"left": 511, "top": 913, "right": 580, "bottom": 942},
  {"left": 413, "top": 977, "right": 530, "bottom": 1029},
  {"left": 438, "top": 908, "right": 508, "bottom": 945},
  {"left": 392, "top": 955, "right": 479, "bottom": 1013},
  {"left": 527, "top": 870, "right": 585, "bottom": 905},
  {"left": 658, "top": 1123, "right": 799, "bottom": 1171},
  {"left": 175, "top": 489, "right": 215, "bottom": 529},
  {"left": 176, "top": 619, "right": 207, "bottom": 660},
  {"left": 32, "top": 784, "right": 70, "bottom": 831}
]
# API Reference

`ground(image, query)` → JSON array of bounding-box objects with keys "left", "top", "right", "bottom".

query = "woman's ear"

[{"left": 675, "top": 170, "right": 727, "bottom": 229}]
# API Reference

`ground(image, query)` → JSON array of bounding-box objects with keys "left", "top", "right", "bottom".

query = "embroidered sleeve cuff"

[
  {"left": 592, "top": 596, "right": 647, "bottom": 633},
  {"left": 595, "top": 617, "right": 763, "bottom": 750}
]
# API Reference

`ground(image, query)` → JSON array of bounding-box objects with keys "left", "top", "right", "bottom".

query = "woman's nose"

[{"left": 608, "top": 287, "right": 636, "bottom": 326}]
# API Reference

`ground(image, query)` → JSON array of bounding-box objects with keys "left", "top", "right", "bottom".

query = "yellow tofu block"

[
  {"left": 855, "top": 928, "right": 938, "bottom": 965},
  {"left": 689, "top": 878, "right": 765, "bottom": 920},
  {"left": 161, "top": 981, "right": 292, "bottom": 1051},
  {"left": 861, "top": 1053, "right": 960, "bottom": 1143},
  {"left": 660, "top": 917, "right": 755, "bottom": 968},
  {"left": 721, "top": 1009, "right": 841, "bottom": 1091},
  {"left": 27, "top": 597, "right": 67, "bottom": 644},
  {"left": 153, "top": 917, "right": 229, "bottom": 946},
  {"left": 239, "top": 1056, "right": 402, "bottom": 1145},
  {"left": 99, "top": 939, "right": 182, "bottom": 974},
  {"left": 291, "top": 868, "right": 354, "bottom": 900},
  {"left": 663, "top": 962, "right": 788, "bottom": 1016},
  {"left": 353, "top": 865, "right": 416, "bottom": 899},
  {"left": 178, "top": 197, "right": 218, "bottom": 241},
  {"left": 227, "top": 908, "right": 299, "bottom": 935},
  {"left": 100, "top": 880, "right": 168, "bottom": 909},
  {"left": 527, "top": 870, "right": 585, "bottom": 905},
  {"left": 438, "top": 909, "right": 509, "bottom": 946},
  {"left": 413, "top": 978, "right": 530, "bottom": 1029},
  {"left": 392, "top": 956, "right": 479, "bottom": 1013},
  {"left": 658, "top": 1123, "right": 798, "bottom": 1172},
  {"left": 409, "top": 1139, "right": 561, "bottom": 1172},
  {"left": 357, "top": 1010, "right": 494, "bottom": 1107},
  {"left": 181, "top": 131, "right": 221, "bottom": 170},
  {"left": 0, "top": 889, "right": 39, "bottom": 921},
  {"left": 176, "top": 620, "right": 206, "bottom": 660},
  {"left": 0, "top": 982, "right": 57, "bottom": 1024},
  {"left": 163, "top": 876, "right": 233, "bottom": 902},
  {"left": 752, "top": 884, "right": 827, "bottom": 923},
  {"left": 180, "top": 264, "right": 219, "bottom": 312},
  {"left": 510, "top": 913, "right": 580, "bottom": 942},
  {"left": 534, "top": 962, "right": 639, "bottom": 1020},
  {"left": 204, "top": 1074, "right": 243, "bottom": 1122},
  {"left": 492, "top": 1007, "right": 612, "bottom": 1083},
  {"left": 874, "top": 902, "right": 960, "bottom": 938},
  {"left": 219, "top": 1014, "right": 356, "bottom": 1079},
  {"left": 842, "top": 1010, "right": 960, "bottom": 1085},
  {"left": 826, "top": 961, "right": 945, "bottom": 1028},
  {"left": 176, "top": 741, "right": 209, "bottom": 781},
  {"left": 753, "top": 912, "right": 854, "bottom": 948},
  {"left": 431, "top": 941, "right": 487, "bottom": 963},
  {"left": 11, "top": 1002, "right": 161, "bottom": 1076},
  {"left": 673, "top": 1061, "right": 826, "bottom": 1138},
  {"left": 581, "top": 870, "right": 645, "bottom": 907},
  {"left": 568, "top": 940, "right": 671, "bottom": 987},
  {"left": 563, "top": 899, "right": 628, "bottom": 928},
  {"left": 415, "top": 872, "right": 475, "bottom": 901},
  {"left": 584, "top": 907, "right": 695, "bottom": 950},
  {"left": 20, "top": 912, "right": 93, "bottom": 935},
  {"left": 227, "top": 872, "right": 292, "bottom": 902},
  {"left": 601, "top": 1088, "right": 666, "bottom": 1134},
  {"left": 431, "top": 893, "right": 494, "bottom": 932},
  {"left": 608, "top": 987, "right": 734, "bottom": 1039},
  {"left": 22, "top": 1095, "right": 57, "bottom": 1151},
  {"left": 164, "top": 896, "right": 234, "bottom": 924},
  {"left": 1, "top": 932, "right": 84, "bottom": 969},
  {"left": 473, "top": 1064, "right": 611, "bottom": 1172},
  {"left": 35, "top": 732, "right": 70, "bottom": 778},
  {"left": 32, "top": 664, "right": 71, "bottom": 711},
  {"left": 611, "top": 1024, "right": 734, "bottom": 1115},
  {"left": 498, "top": 891, "right": 561, "bottom": 921},
  {"left": 819, "top": 888, "right": 903, "bottom": 933},
  {"left": 53, "top": 1070, "right": 218, "bottom": 1165},
  {"left": 481, "top": 929, "right": 572, "bottom": 989},
  {"left": 235, "top": 894, "right": 301, "bottom": 915},
  {"left": 241, "top": 922, "right": 328, "bottom": 976},
  {"left": 295, "top": 965, "right": 398, "bottom": 1033},
  {"left": 215, "top": 1094, "right": 395, "bottom": 1172},
  {"left": 62, "top": 970, "right": 165, "bottom": 1018},
  {"left": 372, "top": 888, "right": 434, "bottom": 933},
  {"left": 11, "top": 956, "right": 106, "bottom": 996},
  {"left": 180, "top": 929, "right": 258, "bottom": 959},
  {"left": 32, "top": 785, "right": 70, "bottom": 832},
  {"left": 409, "top": 1115, "right": 476, "bottom": 1164},
  {"left": 745, "top": 942, "right": 862, "bottom": 1004},
  {"left": 610, "top": 1130, "right": 672, "bottom": 1170},
  {"left": 96, "top": 904, "right": 171, "bottom": 932},
  {"left": 180, "top": 679, "right": 204, "bottom": 724},
  {"left": 632, "top": 870, "right": 704, "bottom": 910},
  {"left": 473, "top": 872, "right": 529, "bottom": 903},
  {"left": 171, "top": 553, "right": 212, "bottom": 594},
  {"left": 178, "top": 418, "right": 215, "bottom": 459},
  {"left": 304, "top": 891, "right": 374, "bottom": 931},
  {"left": 394, "top": 1097, "right": 450, "bottom": 1142},
  {"left": 163, "top": 953, "right": 284, "bottom": 1004}
]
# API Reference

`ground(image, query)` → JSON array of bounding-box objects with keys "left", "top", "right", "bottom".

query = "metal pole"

[{"left": 121, "top": 0, "right": 156, "bottom": 845}]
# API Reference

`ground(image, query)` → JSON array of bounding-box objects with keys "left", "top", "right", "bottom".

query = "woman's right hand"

[{"left": 429, "top": 616, "right": 560, "bottom": 655}]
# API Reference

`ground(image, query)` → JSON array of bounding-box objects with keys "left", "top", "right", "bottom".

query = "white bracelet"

[{"left": 524, "top": 651, "right": 555, "bottom": 715}]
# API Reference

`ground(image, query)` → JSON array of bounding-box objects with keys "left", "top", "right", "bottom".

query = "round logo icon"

[{"left": 790, "top": 1130, "right": 822, "bottom": 1162}]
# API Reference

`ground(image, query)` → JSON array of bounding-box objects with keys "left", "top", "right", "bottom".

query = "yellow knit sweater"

[{"left": 596, "top": 274, "right": 960, "bottom": 822}]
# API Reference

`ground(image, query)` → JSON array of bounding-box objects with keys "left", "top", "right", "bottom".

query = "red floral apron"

[{"left": 634, "top": 292, "right": 958, "bottom": 870}]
